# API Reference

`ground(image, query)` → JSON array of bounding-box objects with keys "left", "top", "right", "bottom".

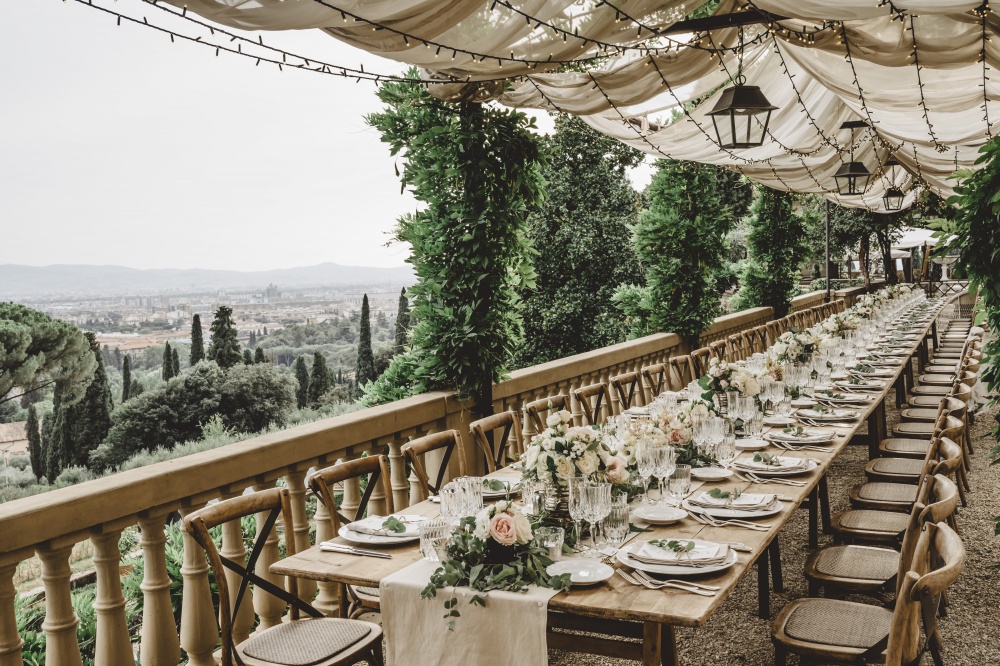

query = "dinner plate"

[
  {"left": 632, "top": 505, "right": 687, "bottom": 525},
  {"left": 338, "top": 515, "right": 426, "bottom": 546},
  {"left": 791, "top": 398, "right": 817, "bottom": 408},
  {"left": 731, "top": 457, "right": 819, "bottom": 477},
  {"left": 763, "top": 416, "right": 795, "bottom": 426},
  {"left": 482, "top": 479, "right": 518, "bottom": 499},
  {"left": 851, "top": 368, "right": 895, "bottom": 378},
  {"left": 796, "top": 408, "right": 859, "bottom": 421},
  {"left": 736, "top": 438, "right": 769, "bottom": 451},
  {"left": 547, "top": 559, "right": 614, "bottom": 586},
  {"left": 691, "top": 467, "right": 733, "bottom": 481},
  {"left": 616, "top": 541, "right": 739, "bottom": 576},
  {"left": 682, "top": 495, "right": 784, "bottom": 519}
]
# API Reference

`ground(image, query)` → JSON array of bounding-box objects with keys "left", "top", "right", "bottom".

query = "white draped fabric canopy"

[{"left": 164, "top": 0, "right": 1000, "bottom": 210}]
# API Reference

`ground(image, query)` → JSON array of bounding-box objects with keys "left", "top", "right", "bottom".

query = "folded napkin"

[
  {"left": 798, "top": 409, "right": 858, "bottom": 420},
  {"left": 687, "top": 492, "right": 778, "bottom": 512},
  {"left": 344, "top": 515, "right": 421, "bottom": 538},
  {"left": 734, "top": 456, "right": 807, "bottom": 472},
  {"left": 631, "top": 541, "right": 732, "bottom": 567},
  {"left": 766, "top": 430, "right": 830, "bottom": 443}
]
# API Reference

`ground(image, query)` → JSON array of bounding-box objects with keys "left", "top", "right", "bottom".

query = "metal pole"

[{"left": 824, "top": 199, "right": 832, "bottom": 303}]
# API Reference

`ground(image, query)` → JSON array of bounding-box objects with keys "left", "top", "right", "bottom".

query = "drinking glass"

[
  {"left": 534, "top": 526, "right": 565, "bottom": 562},
  {"left": 653, "top": 446, "right": 676, "bottom": 504},
  {"left": 715, "top": 420, "right": 737, "bottom": 467},
  {"left": 776, "top": 396, "right": 793, "bottom": 417},
  {"left": 586, "top": 482, "right": 612, "bottom": 555},
  {"left": 602, "top": 500, "right": 630, "bottom": 550},
  {"left": 705, "top": 416, "right": 725, "bottom": 454},
  {"left": 668, "top": 465, "right": 692, "bottom": 506},
  {"left": 419, "top": 518, "right": 452, "bottom": 562},
  {"left": 439, "top": 482, "right": 462, "bottom": 524},
  {"left": 636, "top": 440, "right": 657, "bottom": 505},
  {"left": 568, "top": 476, "right": 589, "bottom": 553},
  {"left": 455, "top": 476, "right": 484, "bottom": 516},
  {"left": 744, "top": 410, "right": 764, "bottom": 438},
  {"left": 520, "top": 477, "right": 544, "bottom": 515}
]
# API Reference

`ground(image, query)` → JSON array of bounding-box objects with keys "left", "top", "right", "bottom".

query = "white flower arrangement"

[
  {"left": 473, "top": 499, "right": 534, "bottom": 546},
  {"left": 768, "top": 329, "right": 820, "bottom": 365},
  {"left": 700, "top": 357, "right": 762, "bottom": 397},
  {"left": 521, "top": 410, "right": 622, "bottom": 487}
]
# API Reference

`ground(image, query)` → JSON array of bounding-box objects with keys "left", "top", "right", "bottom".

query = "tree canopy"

[{"left": 206, "top": 306, "right": 241, "bottom": 369}]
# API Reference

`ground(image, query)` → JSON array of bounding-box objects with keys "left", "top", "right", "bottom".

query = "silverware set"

[
  {"left": 768, "top": 438, "right": 834, "bottom": 453},
  {"left": 730, "top": 470, "right": 807, "bottom": 487},
  {"left": 688, "top": 510, "right": 771, "bottom": 531},
  {"left": 320, "top": 543, "right": 393, "bottom": 559},
  {"left": 615, "top": 568, "right": 717, "bottom": 595}
]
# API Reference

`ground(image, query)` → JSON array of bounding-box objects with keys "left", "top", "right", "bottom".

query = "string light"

[{"left": 907, "top": 16, "right": 946, "bottom": 152}]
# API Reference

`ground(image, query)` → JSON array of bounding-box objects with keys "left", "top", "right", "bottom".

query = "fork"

[
  {"left": 741, "top": 470, "right": 807, "bottom": 487},
  {"left": 770, "top": 440, "right": 834, "bottom": 453},
  {"left": 689, "top": 511, "right": 770, "bottom": 531},
  {"left": 615, "top": 569, "right": 716, "bottom": 595},
  {"left": 632, "top": 570, "right": 721, "bottom": 591}
]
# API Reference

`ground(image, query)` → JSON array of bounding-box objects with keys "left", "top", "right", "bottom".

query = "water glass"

[
  {"left": 668, "top": 465, "right": 692, "bottom": 506},
  {"left": 520, "top": 477, "right": 545, "bottom": 515},
  {"left": 715, "top": 421, "right": 736, "bottom": 467},
  {"left": 419, "top": 518, "right": 452, "bottom": 562},
  {"left": 568, "top": 476, "right": 589, "bottom": 551},
  {"left": 744, "top": 410, "right": 764, "bottom": 438},
  {"left": 776, "top": 396, "right": 793, "bottom": 417},
  {"left": 535, "top": 526, "right": 565, "bottom": 561},
  {"left": 602, "top": 501, "right": 630, "bottom": 549},
  {"left": 439, "top": 482, "right": 462, "bottom": 523}
]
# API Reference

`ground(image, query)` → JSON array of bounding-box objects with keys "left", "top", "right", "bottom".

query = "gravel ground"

[{"left": 548, "top": 381, "right": 1000, "bottom": 665}]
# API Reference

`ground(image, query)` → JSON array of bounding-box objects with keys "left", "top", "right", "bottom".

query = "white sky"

[{"left": 0, "top": 0, "right": 652, "bottom": 272}]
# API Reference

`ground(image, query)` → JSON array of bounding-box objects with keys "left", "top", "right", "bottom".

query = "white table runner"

[{"left": 380, "top": 559, "right": 558, "bottom": 666}]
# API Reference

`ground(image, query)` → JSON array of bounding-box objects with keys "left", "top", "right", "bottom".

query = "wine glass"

[
  {"left": 636, "top": 439, "right": 657, "bottom": 504},
  {"left": 715, "top": 421, "right": 737, "bottom": 468},
  {"left": 586, "top": 483, "right": 612, "bottom": 556},
  {"left": 568, "top": 476, "right": 589, "bottom": 554},
  {"left": 652, "top": 446, "right": 676, "bottom": 505},
  {"left": 704, "top": 416, "right": 725, "bottom": 457}
]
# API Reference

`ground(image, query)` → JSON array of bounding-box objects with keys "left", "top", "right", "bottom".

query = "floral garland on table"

[
  {"left": 520, "top": 409, "right": 628, "bottom": 487},
  {"left": 421, "top": 500, "right": 571, "bottom": 629}
]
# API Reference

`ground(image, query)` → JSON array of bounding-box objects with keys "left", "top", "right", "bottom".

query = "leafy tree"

[
  {"left": 207, "top": 306, "right": 242, "bottom": 370},
  {"left": 190, "top": 314, "right": 205, "bottom": 365},
  {"left": 27, "top": 404, "right": 42, "bottom": 481},
  {"left": 374, "top": 345, "right": 394, "bottom": 377},
  {"left": 615, "top": 161, "right": 738, "bottom": 340},
  {"left": 55, "top": 333, "right": 114, "bottom": 469},
  {"left": 161, "top": 343, "right": 175, "bottom": 381},
  {"left": 364, "top": 72, "right": 544, "bottom": 404},
  {"left": 129, "top": 379, "right": 144, "bottom": 399},
  {"left": 307, "top": 352, "right": 331, "bottom": 407},
  {"left": 394, "top": 288, "right": 410, "bottom": 353},
  {"left": 731, "top": 186, "right": 809, "bottom": 317},
  {"left": 121, "top": 355, "right": 131, "bottom": 402},
  {"left": 0, "top": 303, "right": 96, "bottom": 406},
  {"left": 355, "top": 294, "right": 377, "bottom": 395},
  {"left": 254, "top": 347, "right": 266, "bottom": 364},
  {"left": 243, "top": 349, "right": 253, "bottom": 366},
  {"left": 293, "top": 355, "right": 309, "bottom": 409},
  {"left": 515, "top": 115, "right": 643, "bottom": 367},
  {"left": 218, "top": 364, "right": 296, "bottom": 434}
]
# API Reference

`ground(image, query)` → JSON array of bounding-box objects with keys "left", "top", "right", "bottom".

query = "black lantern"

[
  {"left": 834, "top": 161, "right": 872, "bottom": 195},
  {"left": 708, "top": 27, "right": 777, "bottom": 150},
  {"left": 883, "top": 186, "right": 905, "bottom": 211}
]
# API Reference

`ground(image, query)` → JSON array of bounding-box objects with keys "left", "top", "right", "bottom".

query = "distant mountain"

[{"left": 0, "top": 263, "right": 413, "bottom": 298}]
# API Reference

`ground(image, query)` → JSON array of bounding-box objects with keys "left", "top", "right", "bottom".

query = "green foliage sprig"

[
  {"left": 753, "top": 452, "right": 782, "bottom": 466},
  {"left": 648, "top": 539, "right": 696, "bottom": 554}
]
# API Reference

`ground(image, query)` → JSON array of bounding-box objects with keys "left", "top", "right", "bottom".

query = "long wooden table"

[{"left": 273, "top": 299, "right": 946, "bottom": 666}]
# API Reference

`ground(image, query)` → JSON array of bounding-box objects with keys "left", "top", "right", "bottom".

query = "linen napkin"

[
  {"left": 765, "top": 429, "right": 831, "bottom": 443},
  {"left": 733, "top": 456, "right": 807, "bottom": 472},
  {"left": 796, "top": 408, "right": 859, "bottom": 420},
  {"left": 342, "top": 515, "right": 421, "bottom": 538},
  {"left": 630, "top": 541, "right": 732, "bottom": 567},
  {"left": 686, "top": 492, "right": 778, "bottom": 512}
]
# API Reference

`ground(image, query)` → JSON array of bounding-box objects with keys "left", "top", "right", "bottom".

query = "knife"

[{"left": 320, "top": 544, "right": 393, "bottom": 559}]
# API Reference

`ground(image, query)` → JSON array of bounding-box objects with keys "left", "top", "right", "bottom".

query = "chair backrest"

[
  {"left": 708, "top": 340, "right": 729, "bottom": 362},
  {"left": 930, "top": 437, "right": 963, "bottom": 478},
  {"left": 749, "top": 326, "right": 769, "bottom": 353},
  {"left": 668, "top": 355, "right": 696, "bottom": 389},
  {"left": 765, "top": 320, "right": 783, "bottom": 346},
  {"left": 573, "top": 382, "right": 614, "bottom": 426},
  {"left": 402, "top": 430, "right": 468, "bottom": 498},
  {"left": 919, "top": 474, "right": 959, "bottom": 529},
  {"left": 690, "top": 347, "right": 713, "bottom": 377},
  {"left": 641, "top": 363, "right": 669, "bottom": 398},
  {"left": 726, "top": 334, "right": 745, "bottom": 361},
  {"left": 469, "top": 411, "right": 524, "bottom": 473},
  {"left": 309, "top": 455, "right": 394, "bottom": 534},
  {"left": 185, "top": 487, "right": 323, "bottom": 666},
  {"left": 610, "top": 371, "right": 644, "bottom": 410},
  {"left": 525, "top": 394, "right": 569, "bottom": 435}
]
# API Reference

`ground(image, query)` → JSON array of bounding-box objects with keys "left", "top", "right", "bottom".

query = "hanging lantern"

[
  {"left": 708, "top": 85, "right": 778, "bottom": 149},
  {"left": 883, "top": 186, "right": 905, "bottom": 211},
  {"left": 834, "top": 161, "right": 872, "bottom": 195}
]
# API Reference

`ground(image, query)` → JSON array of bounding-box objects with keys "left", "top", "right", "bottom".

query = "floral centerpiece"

[
  {"left": 698, "top": 357, "right": 763, "bottom": 398},
  {"left": 521, "top": 410, "right": 627, "bottom": 487},
  {"left": 769, "top": 328, "right": 820, "bottom": 365},
  {"left": 612, "top": 399, "right": 717, "bottom": 468}
]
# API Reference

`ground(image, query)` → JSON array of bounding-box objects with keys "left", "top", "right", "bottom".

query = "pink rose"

[
  {"left": 489, "top": 513, "right": 517, "bottom": 546},
  {"left": 606, "top": 456, "right": 630, "bottom": 483}
]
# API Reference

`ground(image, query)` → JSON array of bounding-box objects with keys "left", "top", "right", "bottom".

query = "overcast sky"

[{"left": 0, "top": 0, "right": 651, "bottom": 272}]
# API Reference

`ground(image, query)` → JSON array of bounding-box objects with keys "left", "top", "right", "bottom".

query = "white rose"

[
  {"left": 524, "top": 446, "right": 539, "bottom": 471},
  {"left": 554, "top": 457, "right": 574, "bottom": 480},
  {"left": 512, "top": 511, "right": 533, "bottom": 544},
  {"left": 743, "top": 377, "right": 760, "bottom": 396},
  {"left": 577, "top": 450, "right": 599, "bottom": 476},
  {"left": 546, "top": 413, "right": 562, "bottom": 428}
]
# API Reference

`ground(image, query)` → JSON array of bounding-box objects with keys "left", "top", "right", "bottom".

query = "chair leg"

[
  {"left": 773, "top": 642, "right": 788, "bottom": 666},
  {"left": 819, "top": 476, "right": 831, "bottom": 534},
  {"left": 956, "top": 473, "right": 969, "bottom": 508},
  {"left": 369, "top": 642, "right": 385, "bottom": 666}
]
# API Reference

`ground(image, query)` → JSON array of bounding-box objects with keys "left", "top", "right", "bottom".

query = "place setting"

[
  {"left": 730, "top": 451, "right": 818, "bottom": 476},
  {"left": 322, "top": 513, "right": 429, "bottom": 557}
]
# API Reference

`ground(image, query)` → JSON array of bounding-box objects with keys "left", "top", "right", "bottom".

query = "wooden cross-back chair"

[
  {"left": 184, "top": 488, "right": 384, "bottom": 666},
  {"left": 573, "top": 381, "right": 614, "bottom": 426},
  {"left": 610, "top": 371, "right": 644, "bottom": 410},
  {"left": 772, "top": 521, "right": 965, "bottom": 666},
  {"left": 726, "top": 333, "right": 746, "bottom": 361},
  {"left": 690, "top": 347, "right": 713, "bottom": 378},
  {"left": 309, "top": 456, "right": 394, "bottom": 619},
  {"left": 765, "top": 320, "right": 784, "bottom": 347},
  {"left": 668, "top": 355, "right": 697, "bottom": 389},
  {"left": 469, "top": 411, "right": 524, "bottom": 473},
  {"left": 810, "top": 305, "right": 825, "bottom": 325},
  {"left": 708, "top": 340, "right": 729, "bottom": 363},
  {"left": 747, "top": 326, "right": 769, "bottom": 354},
  {"left": 401, "top": 430, "right": 468, "bottom": 499},
  {"left": 641, "top": 363, "right": 669, "bottom": 399},
  {"left": 525, "top": 394, "right": 569, "bottom": 435},
  {"left": 851, "top": 437, "right": 964, "bottom": 514}
]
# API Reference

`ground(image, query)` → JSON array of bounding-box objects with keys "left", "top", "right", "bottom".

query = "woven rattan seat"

[
  {"left": 880, "top": 438, "right": 930, "bottom": 455},
  {"left": 856, "top": 482, "right": 918, "bottom": 503},
  {"left": 892, "top": 421, "right": 934, "bottom": 439},
  {"left": 837, "top": 509, "right": 909, "bottom": 533},
  {"left": 353, "top": 586, "right": 380, "bottom": 600},
  {"left": 783, "top": 599, "right": 892, "bottom": 648},
  {"left": 911, "top": 385, "right": 952, "bottom": 395},
  {"left": 900, "top": 407, "right": 939, "bottom": 421},
  {"left": 917, "top": 373, "right": 955, "bottom": 386},
  {"left": 243, "top": 619, "right": 373, "bottom": 666},
  {"left": 870, "top": 458, "right": 924, "bottom": 476},
  {"left": 812, "top": 546, "right": 899, "bottom": 581},
  {"left": 908, "top": 395, "right": 946, "bottom": 408}
]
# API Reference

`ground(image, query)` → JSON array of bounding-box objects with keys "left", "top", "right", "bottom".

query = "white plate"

[
  {"left": 851, "top": 368, "right": 895, "bottom": 378},
  {"left": 682, "top": 496, "right": 784, "bottom": 519},
  {"left": 547, "top": 559, "right": 614, "bottom": 586},
  {"left": 616, "top": 541, "right": 738, "bottom": 577},
  {"left": 796, "top": 408, "right": 859, "bottom": 420},
  {"left": 736, "top": 438, "right": 769, "bottom": 451},
  {"left": 763, "top": 416, "right": 795, "bottom": 426},
  {"left": 632, "top": 505, "right": 687, "bottom": 525},
  {"left": 791, "top": 398, "right": 817, "bottom": 408},
  {"left": 691, "top": 467, "right": 733, "bottom": 481},
  {"left": 731, "top": 457, "right": 819, "bottom": 477},
  {"left": 482, "top": 479, "right": 518, "bottom": 499},
  {"left": 337, "top": 515, "right": 426, "bottom": 546}
]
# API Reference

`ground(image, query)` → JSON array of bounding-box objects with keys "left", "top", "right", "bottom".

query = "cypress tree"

[
  {"left": 172, "top": 347, "right": 181, "bottom": 377},
  {"left": 294, "top": 356, "right": 309, "bottom": 408},
  {"left": 44, "top": 388, "right": 61, "bottom": 481},
  {"left": 207, "top": 306, "right": 242, "bottom": 369},
  {"left": 394, "top": 288, "right": 410, "bottom": 353},
  {"left": 190, "top": 314, "right": 205, "bottom": 365},
  {"left": 263, "top": 325, "right": 268, "bottom": 336},
  {"left": 161, "top": 342, "right": 174, "bottom": 381},
  {"left": 243, "top": 349, "right": 253, "bottom": 365},
  {"left": 254, "top": 347, "right": 266, "bottom": 364},
  {"left": 121, "top": 355, "right": 131, "bottom": 402},
  {"left": 355, "top": 294, "right": 376, "bottom": 395},
  {"left": 27, "top": 404, "right": 43, "bottom": 481},
  {"left": 113, "top": 347, "right": 123, "bottom": 372},
  {"left": 62, "top": 333, "right": 114, "bottom": 469},
  {"left": 130, "top": 378, "right": 144, "bottom": 398},
  {"left": 308, "top": 352, "right": 330, "bottom": 406},
  {"left": 249, "top": 331, "right": 257, "bottom": 349}
]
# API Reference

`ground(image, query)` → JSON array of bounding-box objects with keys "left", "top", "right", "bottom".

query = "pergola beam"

[{"left": 658, "top": 9, "right": 788, "bottom": 36}]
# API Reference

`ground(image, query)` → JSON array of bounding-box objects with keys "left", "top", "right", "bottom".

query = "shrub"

[{"left": 218, "top": 363, "right": 297, "bottom": 433}]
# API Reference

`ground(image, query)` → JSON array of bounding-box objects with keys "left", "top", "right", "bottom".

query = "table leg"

[
  {"left": 643, "top": 622, "right": 678, "bottom": 666},
  {"left": 757, "top": 553, "right": 770, "bottom": 619},
  {"left": 768, "top": 539, "right": 784, "bottom": 593},
  {"left": 807, "top": 486, "right": 819, "bottom": 550}
]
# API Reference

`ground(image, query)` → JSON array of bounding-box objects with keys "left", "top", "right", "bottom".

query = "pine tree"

[
  {"left": 27, "top": 404, "right": 43, "bottom": 481},
  {"left": 172, "top": 347, "right": 181, "bottom": 377},
  {"left": 121, "top": 355, "right": 131, "bottom": 402},
  {"left": 308, "top": 352, "right": 330, "bottom": 406},
  {"left": 394, "top": 288, "right": 410, "bottom": 353},
  {"left": 207, "top": 306, "right": 242, "bottom": 369},
  {"left": 190, "top": 314, "right": 205, "bottom": 365},
  {"left": 243, "top": 349, "right": 253, "bottom": 365},
  {"left": 294, "top": 356, "right": 309, "bottom": 408},
  {"left": 355, "top": 294, "right": 376, "bottom": 395},
  {"left": 162, "top": 342, "right": 174, "bottom": 381},
  {"left": 254, "top": 347, "right": 266, "bottom": 364}
]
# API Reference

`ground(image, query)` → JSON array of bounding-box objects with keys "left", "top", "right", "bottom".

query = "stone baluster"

[
  {"left": 283, "top": 472, "right": 316, "bottom": 604},
  {"left": 252, "top": 484, "right": 284, "bottom": 630},
  {"left": 178, "top": 507, "right": 218, "bottom": 666},
  {"left": 136, "top": 513, "right": 180, "bottom": 666},
  {"left": 387, "top": 438, "right": 410, "bottom": 511},
  {"left": 90, "top": 529, "right": 133, "bottom": 666},
  {"left": 311, "top": 498, "right": 339, "bottom": 617},
  {"left": 37, "top": 544, "right": 82, "bottom": 666},
  {"left": 218, "top": 491, "right": 255, "bottom": 645},
  {"left": 0, "top": 562, "right": 23, "bottom": 666},
  {"left": 340, "top": 458, "right": 361, "bottom": 521},
  {"left": 367, "top": 446, "right": 388, "bottom": 517},
  {"left": 408, "top": 466, "right": 424, "bottom": 506}
]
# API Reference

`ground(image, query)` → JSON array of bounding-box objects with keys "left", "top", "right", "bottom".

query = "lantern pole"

[{"left": 825, "top": 199, "right": 832, "bottom": 303}]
